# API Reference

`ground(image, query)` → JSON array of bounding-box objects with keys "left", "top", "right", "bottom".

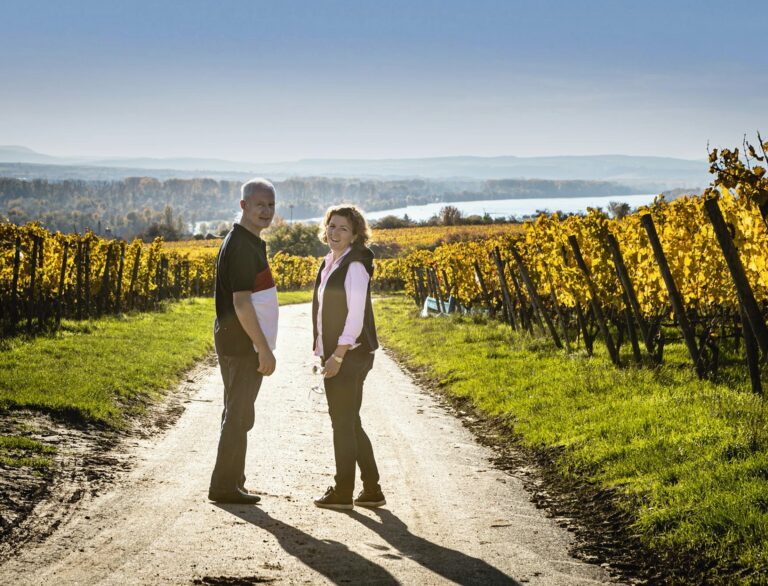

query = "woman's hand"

[{"left": 323, "top": 357, "right": 342, "bottom": 378}]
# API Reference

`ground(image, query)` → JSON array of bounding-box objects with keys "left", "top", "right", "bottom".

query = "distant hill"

[
  {"left": 0, "top": 161, "right": 256, "bottom": 183},
  {"left": 0, "top": 146, "right": 709, "bottom": 189},
  {"left": 261, "top": 154, "right": 709, "bottom": 188},
  {"left": 0, "top": 146, "right": 63, "bottom": 165}
]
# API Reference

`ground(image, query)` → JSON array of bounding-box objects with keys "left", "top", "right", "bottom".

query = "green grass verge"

[
  {"left": 0, "top": 298, "right": 216, "bottom": 426},
  {"left": 0, "top": 435, "right": 56, "bottom": 470},
  {"left": 277, "top": 288, "right": 315, "bottom": 305},
  {"left": 375, "top": 295, "right": 768, "bottom": 584}
]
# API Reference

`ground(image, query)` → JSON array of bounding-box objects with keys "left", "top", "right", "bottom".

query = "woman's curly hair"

[{"left": 318, "top": 204, "right": 372, "bottom": 248}]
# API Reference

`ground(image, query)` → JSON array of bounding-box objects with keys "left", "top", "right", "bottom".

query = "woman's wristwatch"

[{"left": 331, "top": 354, "right": 344, "bottom": 364}]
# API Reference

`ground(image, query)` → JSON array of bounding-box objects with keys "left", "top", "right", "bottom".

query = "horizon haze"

[
  {"left": 0, "top": 144, "right": 710, "bottom": 188},
  {"left": 1, "top": 1, "right": 765, "bottom": 164}
]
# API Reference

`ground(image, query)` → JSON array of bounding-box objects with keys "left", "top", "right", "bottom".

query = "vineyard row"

[
  {"left": 401, "top": 189, "right": 768, "bottom": 393},
  {"left": 0, "top": 223, "right": 406, "bottom": 336}
]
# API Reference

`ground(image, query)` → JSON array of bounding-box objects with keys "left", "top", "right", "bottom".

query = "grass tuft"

[{"left": 0, "top": 435, "right": 56, "bottom": 469}]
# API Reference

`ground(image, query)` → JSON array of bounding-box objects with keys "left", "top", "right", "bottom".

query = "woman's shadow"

[
  {"left": 215, "top": 504, "right": 399, "bottom": 584},
  {"left": 348, "top": 508, "right": 519, "bottom": 585}
]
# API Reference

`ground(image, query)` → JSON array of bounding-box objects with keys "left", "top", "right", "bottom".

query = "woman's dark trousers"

[
  {"left": 209, "top": 353, "right": 263, "bottom": 492},
  {"left": 323, "top": 351, "right": 380, "bottom": 498}
]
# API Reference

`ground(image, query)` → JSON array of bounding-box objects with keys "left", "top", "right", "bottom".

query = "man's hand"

[
  {"left": 257, "top": 348, "right": 276, "bottom": 376},
  {"left": 323, "top": 357, "right": 342, "bottom": 378}
]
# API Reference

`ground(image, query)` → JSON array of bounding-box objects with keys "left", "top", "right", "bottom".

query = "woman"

[{"left": 311, "top": 205, "right": 385, "bottom": 510}]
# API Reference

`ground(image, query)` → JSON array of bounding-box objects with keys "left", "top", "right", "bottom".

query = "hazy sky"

[{"left": 1, "top": 0, "right": 765, "bottom": 162}]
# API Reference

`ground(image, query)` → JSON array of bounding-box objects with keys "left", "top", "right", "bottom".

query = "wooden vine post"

[
  {"left": 741, "top": 305, "right": 763, "bottom": 395},
  {"left": 441, "top": 268, "right": 453, "bottom": 299},
  {"left": 501, "top": 260, "right": 520, "bottom": 330},
  {"left": 560, "top": 245, "right": 593, "bottom": 353},
  {"left": 435, "top": 268, "right": 449, "bottom": 312},
  {"left": 423, "top": 267, "right": 437, "bottom": 311},
  {"left": 509, "top": 245, "right": 561, "bottom": 347},
  {"left": 128, "top": 247, "right": 141, "bottom": 309},
  {"left": 605, "top": 233, "right": 654, "bottom": 357},
  {"left": 115, "top": 242, "right": 126, "bottom": 313},
  {"left": 640, "top": 214, "right": 703, "bottom": 378},
  {"left": 156, "top": 255, "right": 168, "bottom": 301},
  {"left": 491, "top": 247, "right": 516, "bottom": 329},
  {"left": 428, "top": 267, "right": 446, "bottom": 313},
  {"left": 703, "top": 196, "right": 768, "bottom": 394},
  {"left": 507, "top": 266, "right": 532, "bottom": 333},
  {"left": 75, "top": 240, "right": 83, "bottom": 320},
  {"left": 423, "top": 268, "right": 434, "bottom": 301},
  {"left": 703, "top": 197, "right": 768, "bottom": 359},
  {"left": 604, "top": 233, "right": 645, "bottom": 363},
  {"left": 97, "top": 243, "right": 113, "bottom": 315},
  {"left": 56, "top": 241, "right": 69, "bottom": 326},
  {"left": 537, "top": 250, "right": 572, "bottom": 353},
  {"left": 10, "top": 236, "right": 21, "bottom": 328},
  {"left": 567, "top": 235, "right": 620, "bottom": 365},
  {"left": 410, "top": 268, "right": 422, "bottom": 307},
  {"left": 412, "top": 267, "right": 423, "bottom": 306},
  {"left": 83, "top": 239, "right": 92, "bottom": 317},
  {"left": 27, "top": 236, "right": 40, "bottom": 331},
  {"left": 415, "top": 267, "right": 428, "bottom": 308},
  {"left": 36, "top": 236, "right": 46, "bottom": 327},
  {"left": 472, "top": 261, "right": 493, "bottom": 314},
  {"left": 144, "top": 250, "right": 153, "bottom": 307},
  {"left": 162, "top": 256, "right": 170, "bottom": 300},
  {"left": 42, "top": 237, "right": 49, "bottom": 323},
  {"left": 174, "top": 262, "right": 182, "bottom": 299}
]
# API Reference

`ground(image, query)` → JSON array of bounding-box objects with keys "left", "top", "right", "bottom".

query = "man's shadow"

[
  {"left": 214, "top": 504, "right": 399, "bottom": 584},
  {"left": 348, "top": 508, "right": 520, "bottom": 585}
]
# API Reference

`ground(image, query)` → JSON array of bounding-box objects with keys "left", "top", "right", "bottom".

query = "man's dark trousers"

[
  {"left": 210, "top": 352, "right": 263, "bottom": 492},
  {"left": 323, "top": 350, "right": 380, "bottom": 498}
]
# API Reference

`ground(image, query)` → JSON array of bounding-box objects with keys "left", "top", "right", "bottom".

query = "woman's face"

[{"left": 326, "top": 214, "right": 356, "bottom": 253}]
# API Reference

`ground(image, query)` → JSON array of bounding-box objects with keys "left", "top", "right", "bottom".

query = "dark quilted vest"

[{"left": 312, "top": 246, "right": 379, "bottom": 360}]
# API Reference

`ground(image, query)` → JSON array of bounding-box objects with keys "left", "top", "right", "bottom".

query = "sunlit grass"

[
  {"left": 0, "top": 298, "right": 216, "bottom": 426},
  {"left": 277, "top": 288, "right": 314, "bottom": 305},
  {"left": 0, "top": 435, "right": 56, "bottom": 470},
  {"left": 376, "top": 295, "right": 768, "bottom": 584}
]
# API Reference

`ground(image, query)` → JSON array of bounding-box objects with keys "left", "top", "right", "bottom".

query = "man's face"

[{"left": 241, "top": 189, "right": 275, "bottom": 231}]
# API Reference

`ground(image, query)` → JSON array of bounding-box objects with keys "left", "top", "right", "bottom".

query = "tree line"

[{"left": 0, "top": 176, "right": 637, "bottom": 240}]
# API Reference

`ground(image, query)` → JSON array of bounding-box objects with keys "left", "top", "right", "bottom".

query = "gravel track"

[{"left": 0, "top": 303, "right": 617, "bottom": 585}]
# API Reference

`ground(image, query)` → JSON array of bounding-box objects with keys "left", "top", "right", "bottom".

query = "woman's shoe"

[
  {"left": 314, "top": 486, "right": 353, "bottom": 510},
  {"left": 353, "top": 488, "right": 386, "bottom": 508}
]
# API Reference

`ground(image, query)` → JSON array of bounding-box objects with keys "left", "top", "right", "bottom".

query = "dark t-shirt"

[{"left": 213, "top": 223, "right": 274, "bottom": 356}]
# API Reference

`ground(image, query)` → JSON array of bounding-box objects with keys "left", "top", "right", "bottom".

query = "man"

[{"left": 208, "top": 178, "right": 278, "bottom": 505}]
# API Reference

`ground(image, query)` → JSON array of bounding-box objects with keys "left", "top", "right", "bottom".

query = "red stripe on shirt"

[{"left": 252, "top": 267, "right": 275, "bottom": 292}]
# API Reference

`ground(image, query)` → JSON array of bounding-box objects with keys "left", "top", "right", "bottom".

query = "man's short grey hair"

[{"left": 240, "top": 178, "right": 276, "bottom": 201}]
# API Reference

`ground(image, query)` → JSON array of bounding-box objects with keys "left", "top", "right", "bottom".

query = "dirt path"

[{"left": 0, "top": 304, "right": 616, "bottom": 585}]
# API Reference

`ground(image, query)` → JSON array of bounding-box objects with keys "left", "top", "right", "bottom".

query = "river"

[
  {"left": 362, "top": 193, "right": 658, "bottom": 222},
  {"left": 193, "top": 193, "right": 661, "bottom": 233}
]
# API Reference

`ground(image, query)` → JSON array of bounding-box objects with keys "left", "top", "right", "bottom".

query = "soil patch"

[{"left": 0, "top": 355, "right": 217, "bottom": 562}]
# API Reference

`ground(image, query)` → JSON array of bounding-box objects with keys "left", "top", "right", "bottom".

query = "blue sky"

[{"left": 1, "top": 0, "right": 765, "bottom": 161}]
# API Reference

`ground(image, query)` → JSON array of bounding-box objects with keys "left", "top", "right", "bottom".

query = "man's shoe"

[
  {"left": 353, "top": 488, "right": 386, "bottom": 508},
  {"left": 314, "top": 486, "right": 353, "bottom": 510},
  {"left": 208, "top": 488, "right": 261, "bottom": 504}
]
